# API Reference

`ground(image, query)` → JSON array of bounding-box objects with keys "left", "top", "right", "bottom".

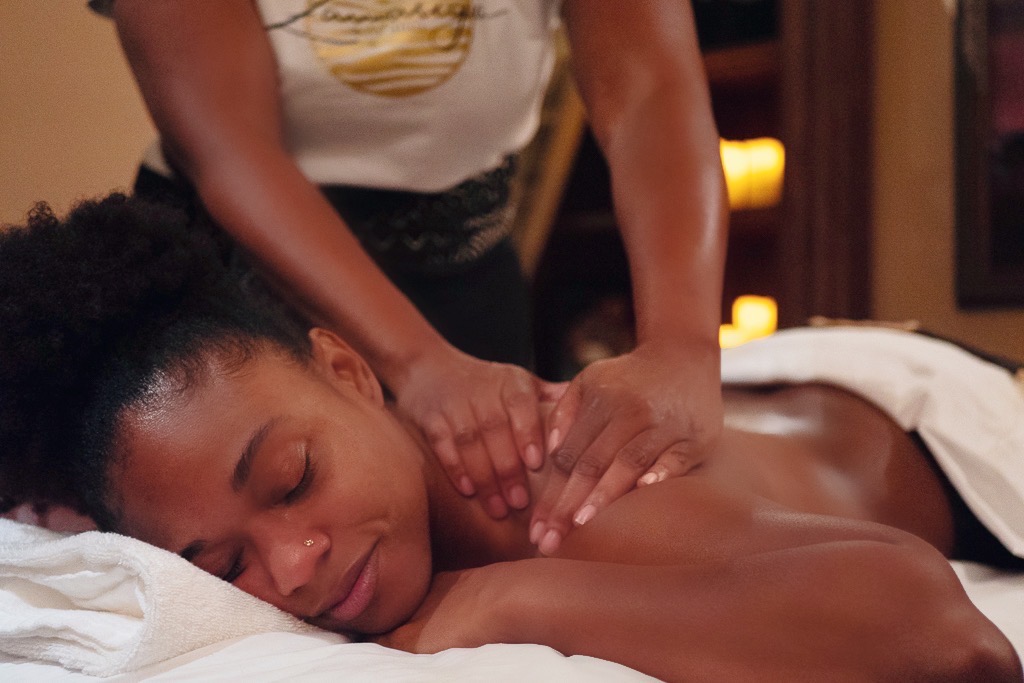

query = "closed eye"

[
  {"left": 283, "top": 448, "right": 316, "bottom": 505},
  {"left": 221, "top": 551, "right": 246, "bottom": 584},
  {"left": 216, "top": 444, "right": 313, "bottom": 583}
]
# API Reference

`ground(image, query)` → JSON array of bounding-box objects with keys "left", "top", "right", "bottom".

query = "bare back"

[
  {"left": 705, "top": 384, "right": 956, "bottom": 555},
  {"left": 433, "top": 383, "right": 958, "bottom": 570}
]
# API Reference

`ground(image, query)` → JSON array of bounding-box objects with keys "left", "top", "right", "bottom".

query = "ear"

[{"left": 307, "top": 328, "right": 384, "bottom": 406}]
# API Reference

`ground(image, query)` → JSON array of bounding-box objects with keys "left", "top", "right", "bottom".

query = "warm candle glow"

[
  {"left": 720, "top": 140, "right": 752, "bottom": 209},
  {"left": 719, "top": 323, "right": 751, "bottom": 349},
  {"left": 719, "top": 138, "right": 785, "bottom": 211},
  {"left": 720, "top": 295, "right": 778, "bottom": 348},
  {"left": 733, "top": 295, "right": 778, "bottom": 339}
]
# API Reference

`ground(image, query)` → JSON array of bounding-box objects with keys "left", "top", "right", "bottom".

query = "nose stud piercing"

[{"left": 304, "top": 539, "right": 314, "bottom": 547}]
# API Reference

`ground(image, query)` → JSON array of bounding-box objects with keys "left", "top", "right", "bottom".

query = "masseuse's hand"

[
  {"left": 396, "top": 346, "right": 553, "bottom": 519},
  {"left": 530, "top": 341, "right": 723, "bottom": 555}
]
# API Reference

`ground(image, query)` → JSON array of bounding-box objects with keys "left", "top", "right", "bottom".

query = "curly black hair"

[{"left": 0, "top": 194, "right": 311, "bottom": 528}]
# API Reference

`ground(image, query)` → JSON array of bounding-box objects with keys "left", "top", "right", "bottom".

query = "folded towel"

[
  {"left": 722, "top": 326, "right": 1024, "bottom": 558},
  {"left": 0, "top": 518, "right": 323, "bottom": 676}
]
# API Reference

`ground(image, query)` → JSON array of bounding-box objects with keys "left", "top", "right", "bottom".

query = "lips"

[{"left": 317, "top": 542, "right": 378, "bottom": 625}]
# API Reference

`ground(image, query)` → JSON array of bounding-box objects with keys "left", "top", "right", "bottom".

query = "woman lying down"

[{"left": 0, "top": 195, "right": 1020, "bottom": 682}]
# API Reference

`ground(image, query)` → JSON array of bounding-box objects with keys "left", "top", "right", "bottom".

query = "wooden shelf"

[
  {"left": 729, "top": 205, "right": 783, "bottom": 239},
  {"left": 703, "top": 39, "right": 781, "bottom": 88}
]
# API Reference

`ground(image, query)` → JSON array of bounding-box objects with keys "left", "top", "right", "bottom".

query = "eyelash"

[
  {"left": 221, "top": 552, "right": 246, "bottom": 584},
  {"left": 219, "top": 449, "right": 315, "bottom": 584},
  {"left": 283, "top": 448, "right": 316, "bottom": 505}
]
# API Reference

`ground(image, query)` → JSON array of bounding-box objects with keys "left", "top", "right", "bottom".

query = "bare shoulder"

[
  {"left": 553, "top": 475, "right": 919, "bottom": 566},
  {"left": 548, "top": 477, "right": 1021, "bottom": 681}
]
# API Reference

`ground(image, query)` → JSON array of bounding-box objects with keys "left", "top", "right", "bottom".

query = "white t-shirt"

[
  {"left": 259, "top": 1, "right": 563, "bottom": 191},
  {"left": 94, "top": 1, "right": 564, "bottom": 192}
]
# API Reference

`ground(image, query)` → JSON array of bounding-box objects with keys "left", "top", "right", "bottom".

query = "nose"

[{"left": 250, "top": 519, "right": 328, "bottom": 597}]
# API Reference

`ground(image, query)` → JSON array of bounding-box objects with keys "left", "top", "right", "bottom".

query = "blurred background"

[{"left": 2, "top": 1, "right": 1021, "bottom": 379}]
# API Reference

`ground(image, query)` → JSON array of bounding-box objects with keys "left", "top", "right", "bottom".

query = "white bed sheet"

[
  {"left": 953, "top": 561, "right": 1024, "bottom": 653},
  {"left": 1, "top": 561, "right": 1019, "bottom": 682},
  {"left": 0, "top": 633, "right": 655, "bottom": 682}
]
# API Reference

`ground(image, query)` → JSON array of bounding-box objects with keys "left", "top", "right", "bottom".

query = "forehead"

[{"left": 108, "top": 351, "right": 321, "bottom": 545}]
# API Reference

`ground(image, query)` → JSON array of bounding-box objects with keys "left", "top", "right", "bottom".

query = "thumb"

[{"left": 545, "top": 379, "right": 580, "bottom": 455}]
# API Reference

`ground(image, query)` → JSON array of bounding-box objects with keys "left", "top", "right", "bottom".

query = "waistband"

[
  {"left": 321, "top": 155, "right": 519, "bottom": 275},
  {"left": 135, "top": 155, "right": 520, "bottom": 277}
]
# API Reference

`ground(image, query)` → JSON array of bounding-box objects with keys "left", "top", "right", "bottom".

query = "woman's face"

[{"left": 107, "top": 330, "right": 433, "bottom": 635}]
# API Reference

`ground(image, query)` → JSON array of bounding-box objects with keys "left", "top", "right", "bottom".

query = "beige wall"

[
  {"left": 873, "top": 0, "right": 1024, "bottom": 359},
  {"left": 3, "top": 3, "right": 1019, "bottom": 357},
  {"left": 0, "top": 3, "right": 154, "bottom": 225}
]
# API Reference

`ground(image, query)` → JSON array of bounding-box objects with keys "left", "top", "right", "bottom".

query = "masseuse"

[{"left": 95, "top": 0, "right": 728, "bottom": 550}]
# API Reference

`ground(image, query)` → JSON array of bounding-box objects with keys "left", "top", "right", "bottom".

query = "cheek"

[
  {"left": 359, "top": 484, "right": 433, "bottom": 633},
  {"left": 373, "top": 531, "right": 433, "bottom": 631},
  {"left": 329, "top": 462, "right": 425, "bottom": 534},
  {"left": 325, "top": 411, "right": 426, "bottom": 520}
]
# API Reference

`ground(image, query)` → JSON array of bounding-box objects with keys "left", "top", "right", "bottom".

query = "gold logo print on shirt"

[{"left": 303, "top": 0, "right": 481, "bottom": 98}]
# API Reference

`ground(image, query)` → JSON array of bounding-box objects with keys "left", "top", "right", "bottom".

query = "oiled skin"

[
  {"left": 111, "top": 338, "right": 1018, "bottom": 683},
  {"left": 393, "top": 384, "right": 1020, "bottom": 682}
]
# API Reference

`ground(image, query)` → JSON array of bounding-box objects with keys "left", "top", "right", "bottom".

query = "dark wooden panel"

[
  {"left": 778, "top": 0, "right": 875, "bottom": 326},
  {"left": 955, "top": 0, "right": 1024, "bottom": 307}
]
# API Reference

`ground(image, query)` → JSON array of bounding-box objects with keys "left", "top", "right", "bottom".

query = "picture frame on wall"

[{"left": 955, "top": 0, "right": 1024, "bottom": 307}]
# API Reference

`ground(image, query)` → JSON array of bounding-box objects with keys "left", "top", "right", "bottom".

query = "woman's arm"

[
  {"left": 533, "top": 0, "right": 728, "bottom": 550},
  {"left": 383, "top": 481, "right": 1020, "bottom": 681},
  {"left": 475, "top": 542, "right": 1013, "bottom": 682},
  {"left": 111, "top": 0, "right": 548, "bottom": 515}
]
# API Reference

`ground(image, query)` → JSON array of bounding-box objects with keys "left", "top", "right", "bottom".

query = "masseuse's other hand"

[
  {"left": 396, "top": 346, "right": 551, "bottom": 519},
  {"left": 530, "top": 341, "right": 723, "bottom": 555}
]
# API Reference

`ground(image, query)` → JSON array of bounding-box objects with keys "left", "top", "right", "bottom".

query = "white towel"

[
  {"left": 0, "top": 518, "right": 323, "bottom": 677},
  {"left": 722, "top": 326, "right": 1024, "bottom": 558}
]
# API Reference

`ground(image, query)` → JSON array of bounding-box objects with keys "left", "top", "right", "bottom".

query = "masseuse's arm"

[
  {"left": 382, "top": 482, "right": 1018, "bottom": 681},
  {"left": 531, "top": 0, "right": 728, "bottom": 552},
  {"left": 111, "top": 0, "right": 546, "bottom": 517}
]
